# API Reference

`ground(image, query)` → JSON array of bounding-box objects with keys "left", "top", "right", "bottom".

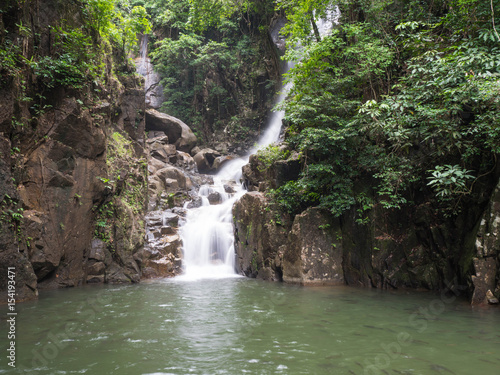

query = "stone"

[
  {"left": 233, "top": 192, "right": 287, "bottom": 279},
  {"left": 190, "top": 146, "right": 202, "bottom": 156},
  {"left": 208, "top": 191, "right": 222, "bottom": 205},
  {"left": 89, "top": 239, "right": 107, "bottom": 261},
  {"left": 160, "top": 226, "right": 176, "bottom": 235},
  {"left": 193, "top": 148, "right": 222, "bottom": 173},
  {"left": 155, "top": 165, "right": 192, "bottom": 191},
  {"left": 212, "top": 155, "right": 234, "bottom": 170},
  {"left": 145, "top": 109, "right": 197, "bottom": 152},
  {"left": 147, "top": 131, "right": 166, "bottom": 139},
  {"left": 224, "top": 184, "right": 236, "bottom": 194},
  {"left": 163, "top": 212, "right": 179, "bottom": 227},
  {"left": 174, "top": 151, "right": 197, "bottom": 172},
  {"left": 486, "top": 290, "right": 499, "bottom": 304},
  {"left": 282, "top": 207, "right": 344, "bottom": 286},
  {"left": 87, "top": 261, "right": 105, "bottom": 276},
  {"left": 146, "top": 135, "right": 169, "bottom": 144},
  {"left": 187, "top": 196, "right": 203, "bottom": 209},
  {"left": 149, "top": 142, "right": 176, "bottom": 163}
]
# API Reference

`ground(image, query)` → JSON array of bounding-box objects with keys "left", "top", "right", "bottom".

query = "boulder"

[
  {"left": 149, "top": 142, "right": 176, "bottom": 163},
  {"left": 233, "top": 192, "right": 287, "bottom": 280},
  {"left": 208, "top": 191, "right": 222, "bottom": 205},
  {"left": 282, "top": 207, "right": 344, "bottom": 285},
  {"left": 172, "top": 151, "right": 197, "bottom": 172},
  {"left": 193, "top": 148, "right": 222, "bottom": 173},
  {"left": 156, "top": 165, "right": 192, "bottom": 191},
  {"left": 145, "top": 109, "right": 197, "bottom": 153}
]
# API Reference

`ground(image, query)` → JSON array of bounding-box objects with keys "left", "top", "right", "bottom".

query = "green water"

[{"left": 1, "top": 277, "right": 499, "bottom": 375}]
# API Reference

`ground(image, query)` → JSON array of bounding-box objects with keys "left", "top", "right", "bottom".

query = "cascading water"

[
  {"left": 178, "top": 62, "right": 295, "bottom": 280},
  {"left": 136, "top": 35, "right": 164, "bottom": 109}
]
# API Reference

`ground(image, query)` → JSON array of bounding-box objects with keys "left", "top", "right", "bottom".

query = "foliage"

[
  {"left": 256, "top": 144, "right": 290, "bottom": 170},
  {"left": 149, "top": 0, "right": 275, "bottom": 142},
  {"left": 272, "top": 0, "right": 500, "bottom": 218},
  {"left": 427, "top": 165, "right": 475, "bottom": 197}
]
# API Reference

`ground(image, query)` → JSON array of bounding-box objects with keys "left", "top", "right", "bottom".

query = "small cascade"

[
  {"left": 135, "top": 35, "right": 164, "bottom": 109},
  {"left": 178, "top": 62, "right": 294, "bottom": 280}
]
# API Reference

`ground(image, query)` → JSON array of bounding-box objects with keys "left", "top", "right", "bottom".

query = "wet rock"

[
  {"left": 213, "top": 155, "right": 234, "bottom": 171},
  {"left": 145, "top": 109, "right": 197, "bottom": 153},
  {"left": 208, "top": 191, "right": 222, "bottom": 205},
  {"left": 0, "top": 251, "right": 38, "bottom": 302},
  {"left": 106, "top": 262, "right": 139, "bottom": 283},
  {"left": 224, "top": 184, "right": 236, "bottom": 194},
  {"left": 163, "top": 212, "right": 179, "bottom": 227},
  {"left": 187, "top": 196, "right": 203, "bottom": 209}
]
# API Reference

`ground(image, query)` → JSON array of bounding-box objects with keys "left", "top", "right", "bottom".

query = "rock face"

[
  {"left": 138, "top": 211, "right": 183, "bottom": 279},
  {"left": 471, "top": 180, "right": 500, "bottom": 304},
  {"left": 233, "top": 192, "right": 287, "bottom": 281},
  {"left": 0, "top": 2, "right": 148, "bottom": 300},
  {"left": 145, "top": 109, "right": 197, "bottom": 153},
  {"left": 234, "top": 156, "right": 500, "bottom": 304},
  {"left": 283, "top": 208, "right": 344, "bottom": 285},
  {"left": 233, "top": 193, "right": 343, "bottom": 284},
  {"left": 243, "top": 151, "right": 301, "bottom": 192}
]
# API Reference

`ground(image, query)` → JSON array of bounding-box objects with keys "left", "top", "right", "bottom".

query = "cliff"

[
  {"left": 234, "top": 153, "right": 500, "bottom": 305},
  {"left": 0, "top": 0, "right": 147, "bottom": 301}
]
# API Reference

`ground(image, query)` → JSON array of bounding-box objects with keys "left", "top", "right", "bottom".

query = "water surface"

[{"left": 1, "top": 278, "right": 499, "bottom": 374}]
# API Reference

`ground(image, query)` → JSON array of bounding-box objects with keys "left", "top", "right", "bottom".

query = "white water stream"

[{"left": 178, "top": 62, "right": 294, "bottom": 280}]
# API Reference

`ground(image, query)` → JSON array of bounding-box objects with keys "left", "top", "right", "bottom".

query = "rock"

[
  {"left": 193, "top": 148, "right": 222, "bottom": 173},
  {"left": 149, "top": 142, "right": 176, "bottom": 163},
  {"left": 163, "top": 212, "right": 179, "bottom": 227},
  {"left": 161, "top": 226, "right": 176, "bottom": 235},
  {"left": 233, "top": 191, "right": 287, "bottom": 279},
  {"left": 87, "top": 261, "right": 105, "bottom": 276},
  {"left": 173, "top": 151, "right": 197, "bottom": 172},
  {"left": 148, "top": 157, "right": 166, "bottom": 177},
  {"left": 208, "top": 191, "right": 222, "bottom": 205},
  {"left": 0, "top": 251, "right": 38, "bottom": 302},
  {"left": 89, "top": 239, "right": 107, "bottom": 261},
  {"left": 147, "top": 131, "right": 166, "bottom": 139},
  {"left": 187, "top": 196, "right": 203, "bottom": 209},
  {"left": 156, "top": 165, "right": 192, "bottom": 191},
  {"left": 486, "top": 290, "right": 499, "bottom": 304},
  {"left": 145, "top": 109, "right": 197, "bottom": 153},
  {"left": 146, "top": 135, "right": 169, "bottom": 144},
  {"left": 106, "top": 262, "right": 138, "bottom": 283},
  {"left": 191, "top": 146, "right": 202, "bottom": 157},
  {"left": 282, "top": 207, "right": 344, "bottom": 285},
  {"left": 472, "top": 181, "right": 500, "bottom": 304},
  {"left": 213, "top": 155, "right": 234, "bottom": 170},
  {"left": 224, "top": 184, "right": 236, "bottom": 194}
]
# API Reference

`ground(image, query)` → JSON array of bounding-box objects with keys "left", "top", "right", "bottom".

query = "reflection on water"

[{"left": 1, "top": 278, "right": 499, "bottom": 374}]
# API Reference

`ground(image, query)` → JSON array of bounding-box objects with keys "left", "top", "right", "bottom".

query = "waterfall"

[
  {"left": 135, "top": 35, "right": 164, "bottom": 109},
  {"left": 178, "top": 62, "right": 294, "bottom": 280}
]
